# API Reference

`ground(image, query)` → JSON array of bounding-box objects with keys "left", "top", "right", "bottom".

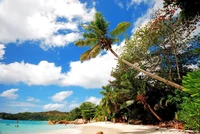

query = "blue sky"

[{"left": 0, "top": 0, "right": 165, "bottom": 113}]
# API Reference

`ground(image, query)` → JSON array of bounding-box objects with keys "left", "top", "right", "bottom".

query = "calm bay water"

[{"left": 0, "top": 119, "right": 73, "bottom": 134}]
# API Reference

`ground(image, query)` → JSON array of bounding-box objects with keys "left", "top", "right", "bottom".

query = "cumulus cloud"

[
  {"left": 0, "top": 45, "right": 121, "bottom": 88},
  {"left": 0, "top": 44, "right": 5, "bottom": 60},
  {"left": 27, "top": 97, "right": 40, "bottom": 102},
  {"left": 68, "top": 103, "right": 80, "bottom": 110},
  {"left": 60, "top": 49, "right": 117, "bottom": 88},
  {"left": 0, "top": 61, "right": 63, "bottom": 85},
  {"left": 51, "top": 91, "right": 73, "bottom": 102},
  {"left": 43, "top": 103, "right": 65, "bottom": 111},
  {"left": 0, "top": 88, "right": 18, "bottom": 99},
  {"left": 0, "top": 0, "right": 96, "bottom": 49},
  {"left": 86, "top": 96, "right": 101, "bottom": 105}
]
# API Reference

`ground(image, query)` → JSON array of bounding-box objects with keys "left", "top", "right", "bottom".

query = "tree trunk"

[
  {"left": 167, "top": 51, "right": 172, "bottom": 81},
  {"left": 173, "top": 45, "right": 181, "bottom": 79},
  {"left": 108, "top": 47, "right": 183, "bottom": 90},
  {"left": 147, "top": 104, "right": 162, "bottom": 121}
]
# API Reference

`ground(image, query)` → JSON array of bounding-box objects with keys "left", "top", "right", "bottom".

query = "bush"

[{"left": 177, "top": 70, "right": 200, "bottom": 131}]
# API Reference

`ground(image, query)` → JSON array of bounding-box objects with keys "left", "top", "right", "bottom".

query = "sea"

[{"left": 0, "top": 119, "right": 75, "bottom": 134}]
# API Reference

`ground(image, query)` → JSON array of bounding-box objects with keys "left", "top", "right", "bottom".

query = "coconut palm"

[
  {"left": 100, "top": 85, "right": 118, "bottom": 114},
  {"left": 74, "top": 12, "right": 183, "bottom": 90}
]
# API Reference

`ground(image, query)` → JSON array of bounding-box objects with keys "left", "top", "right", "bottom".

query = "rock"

[
  {"left": 47, "top": 120, "right": 57, "bottom": 125},
  {"left": 74, "top": 119, "right": 84, "bottom": 124},
  {"left": 96, "top": 131, "right": 103, "bottom": 134}
]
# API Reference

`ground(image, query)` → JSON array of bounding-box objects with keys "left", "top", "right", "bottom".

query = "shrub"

[{"left": 177, "top": 70, "right": 200, "bottom": 131}]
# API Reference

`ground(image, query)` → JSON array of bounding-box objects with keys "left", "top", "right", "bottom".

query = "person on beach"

[
  {"left": 104, "top": 116, "right": 107, "bottom": 123},
  {"left": 113, "top": 117, "right": 115, "bottom": 123}
]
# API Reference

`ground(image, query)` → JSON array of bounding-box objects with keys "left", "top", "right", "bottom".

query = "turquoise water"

[{"left": 0, "top": 119, "right": 73, "bottom": 134}]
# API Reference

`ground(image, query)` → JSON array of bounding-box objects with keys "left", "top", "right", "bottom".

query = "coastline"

[{"left": 24, "top": 122, "right": 193, "bottom": 134}]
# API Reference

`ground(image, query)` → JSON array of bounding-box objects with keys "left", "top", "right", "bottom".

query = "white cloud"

[
  {"left": 86, "top": 96, "right": 101, "bottom": 105},
  {"left": 8, "top": 101, "right": 40, "bottom": 107},
  {"left": 132, "top": 0, "right": 164, "bottom": 32},
  {"left": 0, "top": 45, "right": 121, "bottom": 88},
  {"left": 127, "top": 0, "right": 148, "bottom": 8},
  {"left": 0, "top": 61, "right": 64, "bottom": 85},
  {"left": 60, "top": 49, "right": 117, "bottom": 88},
  {"left": 68, "top": 103, "right": 80, "bottom": 110},
  {"left": 114, "top": 0, "right": 124, "bottom": 8},
  {"left": 0, "top": 88, "right": 18, "bottom": 99},
  {"left": 43, "top": 103, "right": 65, "bottom": 111},
  {"left": 115, "top": 0, "right": 149, "bottom": 9},
  {"left": 27, "top": 97, "right": 40, "bottom": 102},
  {"left": 51, "top": 91, "right": 73, "bottom": 102},
  {"left": 0, "top": 44, "right": 5, "bottom": 60},
  {"left": 0, "top": 0, "right": 96, "bottom": 49}
]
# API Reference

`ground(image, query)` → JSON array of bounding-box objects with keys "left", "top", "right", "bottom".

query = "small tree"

[{"left": 79, "top": 102, "right": 96, "bottom": 120}]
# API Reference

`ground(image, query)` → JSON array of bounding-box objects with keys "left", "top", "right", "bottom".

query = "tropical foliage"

[{"left": 176, "top": 70, "right": 200, "bottom": 130}]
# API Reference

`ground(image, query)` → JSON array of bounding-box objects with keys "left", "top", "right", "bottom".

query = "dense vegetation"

[{"left": 1, "top": 1, "right": 199, "bottom": 131}]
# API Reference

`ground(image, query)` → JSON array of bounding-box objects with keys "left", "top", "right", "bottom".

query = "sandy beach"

[
  {"left": 35, "top": 122, "right": 192, "bottom": 134},
  {"left": 78, "top": 122, "right": 188, "bottom": 134}
]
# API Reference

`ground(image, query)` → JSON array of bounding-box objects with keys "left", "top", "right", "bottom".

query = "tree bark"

[
  {"left": 108, "top": 47, "right": 183, "bottom": 90},
  {"left": 147, "top": 104, "right": 162, "bottom": 121},
  {"left": 167, "top": 51, "right": 172, "bottom": 81}
]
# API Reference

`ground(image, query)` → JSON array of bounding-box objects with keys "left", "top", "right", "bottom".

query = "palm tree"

[
  {"left": 74, "top": 12, "right": 183, "bottom": 90},
  {"left": 100, "top": 85, "right": 118, "bottom": 114}
]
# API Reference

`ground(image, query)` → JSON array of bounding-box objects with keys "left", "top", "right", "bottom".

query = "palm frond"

[
  {"left": 84, "top": 38, "right": 99, "bottom": 46},
  {"left": 83, "top": 32, "right": 96, "bottom": 38},
  {"left": 74, "top": 38, "right": 100, "bottom": 47},
  {"left": 94, "top": 12, "right": 109, "bottom": 34},
  {"left": 111, "top": 38, "right": 120, "bottom": 43},
  {"left": 80, "top": 43, "right": 102, "bottom": 62},
  {"left": 110, "top": 22, "right": 131, "bottom": 37},
  {"left": 82, "top": 24, "right": 105, "bottom": 37},
  {"left": 74, "top": 40, "right": 85, "bottom": 46},
  {"left": 89, "top": 43, "right": 102, "bottom": 58}
]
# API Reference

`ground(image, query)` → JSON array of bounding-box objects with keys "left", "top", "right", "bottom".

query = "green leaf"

[{"left": 110, "top": 22, "right": 131, "bottom": 36}]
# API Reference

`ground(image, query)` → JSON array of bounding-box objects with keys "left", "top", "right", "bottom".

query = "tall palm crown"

[{"left": 74, "top": 12, "right": 131, "bottom": 61}]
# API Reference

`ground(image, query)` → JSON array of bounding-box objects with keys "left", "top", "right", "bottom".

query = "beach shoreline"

[{"left": 34, "top": 122, "right": 192, "bottom": 134}]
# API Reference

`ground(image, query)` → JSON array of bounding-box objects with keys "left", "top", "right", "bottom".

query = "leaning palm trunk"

[
  {"left": 146, "top": 104, "right": 162, "bottom": 121},
  {"left": 137, "top": 94, "right": 162, "bottom": 121},
  {"left": 108, "top": 47, "right": 183, "bottom": 90}
]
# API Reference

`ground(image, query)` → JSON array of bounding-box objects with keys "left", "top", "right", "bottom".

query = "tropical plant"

[
  {"left": 79, "top": 102, "right": 96, "bottom": 120},
  {"left": 177, "top": 70, "right": 200, "bottom": 130},
  {"left": 74, "top": 12, "right": 183, "bottom": 90},
  {"left": 100, "top": 85, "right": 118, "bottom": 115}
]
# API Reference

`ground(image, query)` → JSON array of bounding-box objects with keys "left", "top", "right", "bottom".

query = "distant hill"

[{"left": 0, "top": 110, "right": 69, "bottom": 121}]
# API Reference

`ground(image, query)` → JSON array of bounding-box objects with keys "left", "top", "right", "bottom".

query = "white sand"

[
  {"left": 78, "top": 122, "right": 188, "bottom": 134},
  {"left": 34, "top": 122, "right": 192, "bottom": 134}
]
